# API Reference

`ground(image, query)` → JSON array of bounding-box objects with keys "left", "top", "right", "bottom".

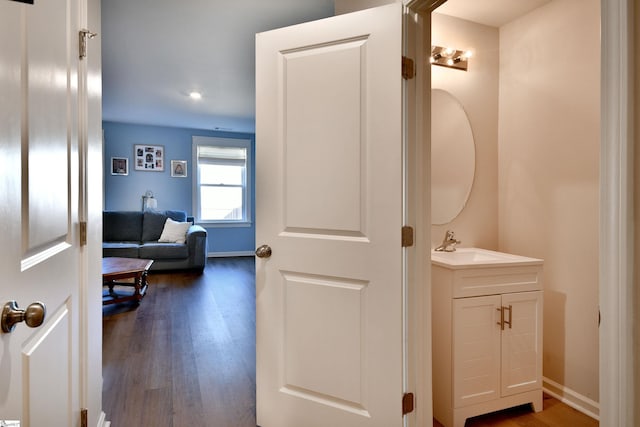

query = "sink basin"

[{"left": 431, "top": 247, "right": 542, "bottom": 269}]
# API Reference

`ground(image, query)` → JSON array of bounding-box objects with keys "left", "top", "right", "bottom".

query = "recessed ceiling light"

[{"left": 189, "top": 91, "right": 202, "bottom": 100}]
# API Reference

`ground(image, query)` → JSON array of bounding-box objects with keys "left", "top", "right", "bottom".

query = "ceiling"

[
  {"left": 435, "top": 0, "right": 552, "bottom": 28},
  {"left": 101, "top": 0, "right": 552, "bottom": 133},
  {"left": 101, "top": 0, "right": 335, "bottom": 133}
]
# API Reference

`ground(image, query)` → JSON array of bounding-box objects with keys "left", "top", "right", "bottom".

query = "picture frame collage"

[
  {"left": 135, "top": 144, "right": 164, "bottom": 171},
  {"left": 110, "top": 144, "right": 187, "bottom": 178}
]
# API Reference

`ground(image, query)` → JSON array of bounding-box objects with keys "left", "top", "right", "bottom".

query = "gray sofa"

[{"left": 103, "top": 210, "right": 208, "bottom": 272}]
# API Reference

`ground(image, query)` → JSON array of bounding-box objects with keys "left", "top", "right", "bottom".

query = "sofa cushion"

[
  {"left": 139, "top": 242, "right": 189, "bottom": 259},
  {"left": 103, "top": 211, "right": 143, "bottom": 242},
  {"left": 102, "top": 242, "right": 140, "bottom": 258},
  {"left": 141, "top": 210, "right": 188, "bottom": 242},
  {"left": 141, "top": 210, "right": 167, "bottom": 241},
  {"left": 165, "top": 210, "right": 188, "bottom": 222}
]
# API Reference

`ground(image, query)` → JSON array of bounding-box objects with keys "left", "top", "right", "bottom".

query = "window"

[{"left": 193, "top": 136, "right": 252, "bottom": 224}]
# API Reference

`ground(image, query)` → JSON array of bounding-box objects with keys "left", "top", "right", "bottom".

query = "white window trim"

[{"left": 192, "top": 136, "right": 253, "bottom": 226}]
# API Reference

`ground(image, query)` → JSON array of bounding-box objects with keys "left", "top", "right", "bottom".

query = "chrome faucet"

[{"left": 435, "top": 230, "right": 461, "bottom": 252}]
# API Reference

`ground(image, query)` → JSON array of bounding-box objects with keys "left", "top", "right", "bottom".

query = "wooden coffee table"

[{"left": 102, "top": 257, "right": 154, "bottom": 305}]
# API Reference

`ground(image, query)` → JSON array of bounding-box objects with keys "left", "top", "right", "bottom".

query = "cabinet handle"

[
  {"left": 503, "top": 305, "right": 513, "bottom": 329},
  {"left": 496, "top": 307, "right": 504, "bottom": 330}
]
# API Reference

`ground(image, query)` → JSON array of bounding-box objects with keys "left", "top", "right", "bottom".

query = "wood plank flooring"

[
  {"left": 433, "top": 394, "right": 599, "bottom": 427},
  {"left": 103, "top": 256, "right": 598, "bottom": 427},
  {"left": 102, "top": 257, "right": 256, "bottom": 427}
]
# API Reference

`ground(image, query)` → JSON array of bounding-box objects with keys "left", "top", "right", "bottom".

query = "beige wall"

[
  {"left": 431, "top": 14, "right": 499, "bottom": 249},
  {"left": 433, "top": 0, "right": 600, "bottom": 409},
  {"left": 498, "top": 0, "right": 600, "bottom": 405},
  {"left": 340, "top": 0, "right": 602, "bottom": 413}
]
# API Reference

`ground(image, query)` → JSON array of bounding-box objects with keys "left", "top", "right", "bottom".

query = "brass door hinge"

[
  {"left": 79, "top": 29, "right": 97, "bottom": 60},
  {"left": 402, "top": 225, "right": 414, "bottom": 247},
  {"left": 402, "top": 56, "right": 415, "bottom": 80},
  {"left": 81, "top": 408, "right": 88, "bottom": 427},
  {"left": 402, "top": 392, "right": 415, "bottom": 415},
  {"left": 80, "top": 221, "right": 87, "bottom": 246}
]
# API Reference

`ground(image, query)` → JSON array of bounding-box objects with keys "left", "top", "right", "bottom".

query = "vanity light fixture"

[{"left": 430, "top": 45, "right": 472, "bottom": 71}]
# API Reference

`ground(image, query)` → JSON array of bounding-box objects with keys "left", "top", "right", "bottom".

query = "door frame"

[
  {"left": 402, "top": 1, "right": 435, "bottom": 426},
  {"left": 79, "top": 0, "right": 105, "bottom": 424},
  {"left": 599, "top": 0, "right": 635, "bottom": 426}
]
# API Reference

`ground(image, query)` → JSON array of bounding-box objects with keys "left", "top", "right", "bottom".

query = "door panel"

[
  {"left": 453, "top": 295, "right": 501, "bottom": 408},
  {"left": 256, "top": 4, "right": 403, "bottom": 426},
  {"left": 23, "top": 304, "right": 71, "bottom": 426},
  {"left": 501, "top": 291, "right": 543, "bottom": 397},
  {"left": 25, "top": 0, "right": 72, "bottom": 251},
  {"left": 284, "top": 38, "right": 366, "bottom": 234},
  {"left": 283, "top": 272, "right": 367, "bottom": 408}
]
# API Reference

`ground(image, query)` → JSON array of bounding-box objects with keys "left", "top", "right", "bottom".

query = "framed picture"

[
  {"left": 111, "top": 157, "right": 128, "bottom": 176},
  {"left": 134, "top": 144, "right": 164, "bottom": 171},
  {"left": 171, "top": 160, "right": 187, "bottom": 178}
]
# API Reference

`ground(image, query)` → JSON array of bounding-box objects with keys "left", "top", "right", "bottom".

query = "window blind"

[{"left": 197, "top": 146, "right": 246, "bottom": 166}]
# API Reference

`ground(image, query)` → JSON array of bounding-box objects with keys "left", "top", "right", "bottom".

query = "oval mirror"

[{"left": 431, "top": 89, "right": 475, "bottom": 225}]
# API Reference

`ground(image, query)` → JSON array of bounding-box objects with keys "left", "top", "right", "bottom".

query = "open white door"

[
  {"left": 0, "top": 0, "right": 103, "bottom": 425},
  {"left": 256, "top": 4, "right": 409, "bottom": 426}
]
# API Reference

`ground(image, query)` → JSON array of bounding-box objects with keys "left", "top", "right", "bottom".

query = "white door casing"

[
  {"left": 256, "top": 4, "right": 406, "bottom": 426},
  {"left": 0, "top": 0, "right": 103, "bottom": 425}
]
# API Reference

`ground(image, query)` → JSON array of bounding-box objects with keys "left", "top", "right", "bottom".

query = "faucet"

[{"left": 435, "top": 230, "right": 461, "bottom": 252}]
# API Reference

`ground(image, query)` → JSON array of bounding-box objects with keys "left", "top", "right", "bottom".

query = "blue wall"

[{"left": 103, "top": 121, "right": 255, "bottom": 255}]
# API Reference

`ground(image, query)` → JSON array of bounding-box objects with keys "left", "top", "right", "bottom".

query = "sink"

[{"left": 431, "top": 247, "right": 542, "bottom": 269}]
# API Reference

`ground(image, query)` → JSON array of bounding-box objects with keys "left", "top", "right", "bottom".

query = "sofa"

[{"left": 103, "top": 210, "right": 208, "bottom": 272}]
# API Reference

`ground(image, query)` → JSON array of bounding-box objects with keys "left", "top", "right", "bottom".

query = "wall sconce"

[{"left": 430, "top": 45, "right": 472, "bottom": 71}]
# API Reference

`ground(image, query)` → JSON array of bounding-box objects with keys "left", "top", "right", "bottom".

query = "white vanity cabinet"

[{"left": 432, "top": 248, "right": 543, "bottom": 427}]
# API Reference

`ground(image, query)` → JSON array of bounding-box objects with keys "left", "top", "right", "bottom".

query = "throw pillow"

[
  {"left": 142, "top": 210, "right": 188, "bottom": 241},
  {"left": 158, "top": 218, "right": 191, "bottom": 244}
]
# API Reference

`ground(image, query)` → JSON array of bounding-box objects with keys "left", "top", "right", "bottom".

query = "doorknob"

[
  {"left": 255, "top": 244, "right": 272, "bottom": 259},
  {"left": 1, "top": 301, "right": 46, "bottom": 333}
]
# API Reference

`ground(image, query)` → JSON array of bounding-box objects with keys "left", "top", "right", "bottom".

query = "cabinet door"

[
  {"left": 453, "top": 295, "right": 502, "bottom": 408},
  {"left": 500, "top": 291, "right": 543, "bottom": 397}
]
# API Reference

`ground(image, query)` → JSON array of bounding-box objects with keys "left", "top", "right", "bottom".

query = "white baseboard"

[
  {"left": 543, "top": 377, "right": 599, "bottom": 421},
  {"left": 96, "top": 411, "right": 110, "bottom": 427},
  {"left": 207, "top": 251, "right": 255, "bottom": 258}
]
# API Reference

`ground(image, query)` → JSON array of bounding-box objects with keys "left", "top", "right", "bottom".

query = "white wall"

[
  {"left": 431, "top": 14, "right": 499, "bottom": 249},
  {"left": 498, "top": 0, "right": 600, "bottom": 411},
  {"left": 334, "top": 0, "right": 396, "bottom": 15}
]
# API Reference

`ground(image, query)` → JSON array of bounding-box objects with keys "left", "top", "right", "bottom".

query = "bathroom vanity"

[{"left": 431, "top": 248, "right": 544, "bottom": 427}]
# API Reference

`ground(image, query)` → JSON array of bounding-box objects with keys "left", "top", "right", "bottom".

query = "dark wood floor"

[
  {"left": 103, "top": 257, "right": 598, "bottom": 427},
  {"left": 102, "top": 257, "right": 256, "bottom": 427}
]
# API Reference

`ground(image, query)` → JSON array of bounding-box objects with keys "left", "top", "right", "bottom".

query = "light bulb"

[
  {"left": 189, "top": 91, "right": 202, "bottom": 100},
  {"left": 463, "top": 50, "right": 473, "bottom": 59}
]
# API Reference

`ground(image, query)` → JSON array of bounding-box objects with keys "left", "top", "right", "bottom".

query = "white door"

[
  {"left": 256, "top": 4, "right": 406, "bottom": 426},
  {"left": 0, "top": 0, "right": 97, "bottom": 425}
]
